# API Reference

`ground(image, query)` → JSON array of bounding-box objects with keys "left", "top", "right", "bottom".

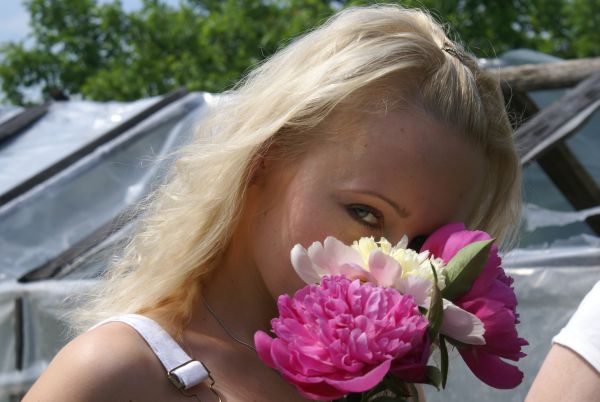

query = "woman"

[{"left": 22, "top": 4, "right": 521, "bottom": 401}]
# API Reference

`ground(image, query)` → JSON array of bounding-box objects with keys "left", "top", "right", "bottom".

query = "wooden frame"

[{"left": 494, "top": 58, "right": 600, "bottom": 234}]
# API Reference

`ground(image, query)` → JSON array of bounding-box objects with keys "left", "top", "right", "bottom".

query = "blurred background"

[
  {"left": 0, "top": 1, "right": 599, "bottom": 401},
  {"left": 1, "top": 0, "right": 599, "bottom": 104}
]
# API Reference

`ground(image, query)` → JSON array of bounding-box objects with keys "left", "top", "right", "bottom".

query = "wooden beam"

[
  {"left": 537, "top": 144, "right": 600, "bottom": 234},
  {"left": 503, "top": 87, "right": 600, "bottom": 234},
  {"left": 492, "top": 57, "right": 600, "bottom": 92},
  {"left": 514, "top": 71, "right": 600, "bottom": 164},
  {"left": 0, "top": 104, "right": 48, "bottom": 143}
]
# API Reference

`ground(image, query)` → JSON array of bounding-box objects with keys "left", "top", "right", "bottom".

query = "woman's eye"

[{"left": 346, "top": 204, "right": 383, "bottom": 229}]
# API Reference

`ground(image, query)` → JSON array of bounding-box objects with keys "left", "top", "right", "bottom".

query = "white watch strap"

[{"left": 90, "top": 313, "right": 209, "bottom": 390}]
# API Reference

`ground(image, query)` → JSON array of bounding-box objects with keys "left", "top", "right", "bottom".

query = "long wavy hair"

[{"left": 71, "top": 4, "right": 521, "bottom": 335}]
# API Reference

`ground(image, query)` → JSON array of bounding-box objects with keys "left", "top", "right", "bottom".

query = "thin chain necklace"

[{"left": 201, "top": 293, "right": 257, "bottom": 352}]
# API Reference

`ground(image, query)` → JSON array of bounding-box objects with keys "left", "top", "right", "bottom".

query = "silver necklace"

[{"left": 201, "top": 293, "right": 257, "bottom": 352}]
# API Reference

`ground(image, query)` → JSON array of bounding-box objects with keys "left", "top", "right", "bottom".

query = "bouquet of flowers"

[{"left": 254, "top": 223, "right": 528, "bottom": 401}]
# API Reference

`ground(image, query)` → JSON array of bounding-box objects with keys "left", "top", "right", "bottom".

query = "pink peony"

[
  {"left": 254, "top": 275, "right": 429, "bottom": 400},
  {"left": 421, "top": 223, "right": 528, "bottom": 389}
]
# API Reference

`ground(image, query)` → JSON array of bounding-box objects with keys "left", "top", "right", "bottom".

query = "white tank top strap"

[{"left": 89, "top": 313, "right": 209, "bottom": 390}]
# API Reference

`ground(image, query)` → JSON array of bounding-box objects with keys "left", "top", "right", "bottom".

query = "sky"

[
  {"left": 0, "top": 0, "right": 181, "bottom": 44},
  {"left": 0, "top": 0, "right": 31, "bottom": 44}
]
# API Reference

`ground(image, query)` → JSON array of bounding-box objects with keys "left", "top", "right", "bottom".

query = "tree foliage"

[{"left": 0, "top": 0, "right": 598, "bottom": 105}]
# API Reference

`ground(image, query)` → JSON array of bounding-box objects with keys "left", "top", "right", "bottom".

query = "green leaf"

[
  {"left": 439, "top": 335, "right": 449, "bottom": 389},
  {"left": 426, "top": 263, "right": 443, "bottom": 339},
  {"left": 424, "top": 366, "right": 442, "bottom": 390},
  {"left": 441, "top": 239, "right": 494, "bottom": 301}
]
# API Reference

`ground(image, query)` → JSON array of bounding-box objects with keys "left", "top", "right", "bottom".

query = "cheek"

[
  {"left": 286, "top": 197, "right": 336, "bottom": 245},
  {"left": 249, "top": 182, "right": 362, "bottom": 298},
  {"left": 249, "top": 191, "right": 329, "bottom": 298}
]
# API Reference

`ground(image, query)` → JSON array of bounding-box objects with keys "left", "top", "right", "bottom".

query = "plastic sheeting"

[
  {"left": 524, "top": 204, "right": 600, "bottom": 233},
  {"left": 0, "top": 280, "right": 93, "bottom": 401},
  {"left": 0, "top": 93, "right": 209, "bottom": 281},
  {"left": 0, "top": 98, "right": 159, "bottom": 196}
]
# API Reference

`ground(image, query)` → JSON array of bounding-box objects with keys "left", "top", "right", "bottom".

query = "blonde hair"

[{"left": 71, "top": 4, "right": 521, "bottom": 334}]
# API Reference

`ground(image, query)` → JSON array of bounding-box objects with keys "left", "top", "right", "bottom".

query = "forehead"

[{"left": 310, "top": 108, "right": 487, "bottom": 233}]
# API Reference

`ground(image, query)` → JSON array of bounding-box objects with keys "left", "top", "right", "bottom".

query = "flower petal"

[
  {"left": 293, "top": 381, "right": 348, "bottom": 401},
  {"left": 324, "top": 359, "right": 392, "bottom": 392},
  {"left": 291, "top": 244, "right": 322, "bottom": 284},
  {"left": 395, "top": 276, "right": 432, "bottom": 306},
  {"left": 420, "top": 222, "right": 466, "bottom": 257},
  {"left": 441, "top": 230, "right": 492, "bottom": 262},
  {"left": 367, "top": 250, "right": 401, "bottom": 287},
  {"left": 338, "top": 263, "right": 374, "bottom": 282},
  {"left": 440, "top": 299, "right": 485, "bottom": 345},
  {"left": 309, "top": 237, "right": 366, "bottom": 276},
  {"left": 459, "top": 348, "right": 524, "bottom": 389},
  {"left": 254, "top": 331, "right": 276, "bottom": 368}
]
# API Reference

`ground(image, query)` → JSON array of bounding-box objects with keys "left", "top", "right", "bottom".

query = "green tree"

[
  {"left": 1, "top": 0, "right": 598, "bottom": 105},
  {"left": 0, "top": 0, "right": 333, "bottom": 104}
]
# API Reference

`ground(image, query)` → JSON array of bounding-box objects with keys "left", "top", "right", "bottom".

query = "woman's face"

[{"left": 242, "top": 107, "right": 487, "bottom": 299}]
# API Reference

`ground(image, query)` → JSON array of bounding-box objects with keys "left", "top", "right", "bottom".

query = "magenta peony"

[
  {"left": 254, "top": 275, "right": 429, "bottom": 400},
  {"left": 421, "top": 223, "right": 528, "bottom": 389}
]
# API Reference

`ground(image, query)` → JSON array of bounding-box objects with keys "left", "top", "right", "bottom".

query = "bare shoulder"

[
  {"left": 22, "top": 322, "right": 168, "bottom": 402},
  {"left": 526, "top": 344, "right": 600, "bottom": 402}
]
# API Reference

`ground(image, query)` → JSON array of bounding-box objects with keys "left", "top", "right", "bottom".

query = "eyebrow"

[{"left": 345, "top": 189, "right": 411, "bottom": 218}]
